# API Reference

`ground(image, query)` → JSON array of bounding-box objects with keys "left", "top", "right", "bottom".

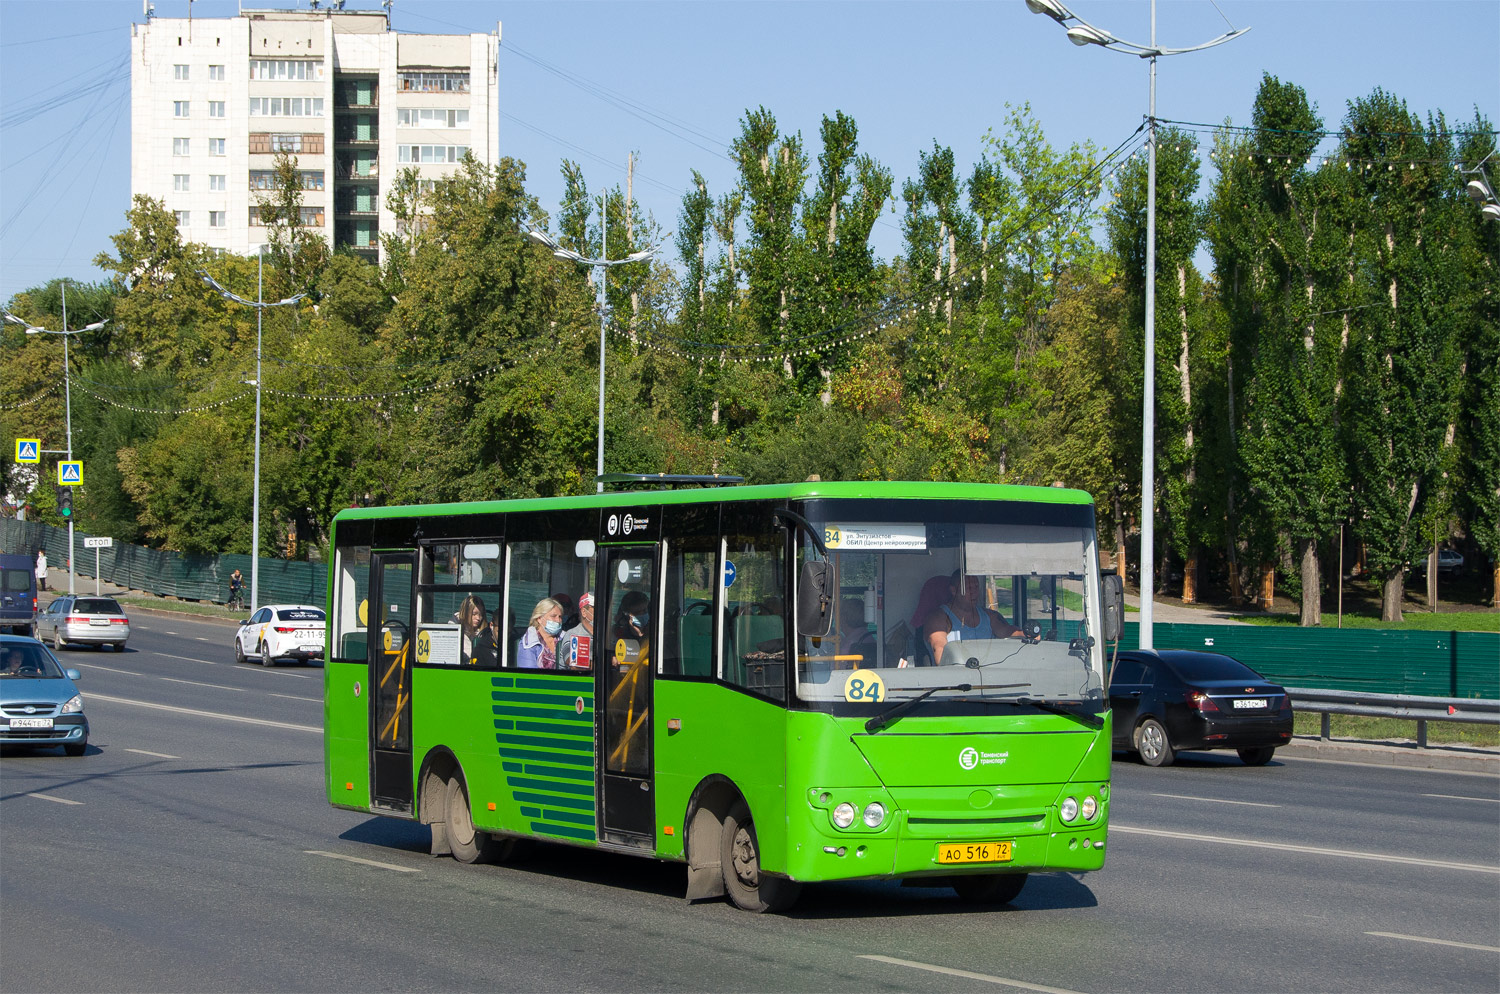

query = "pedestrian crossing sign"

[
  {"left": 15, "top": 439, "right": 40, "bottom": 464},
  {"left": 58, "top": 461, "right": 82, "bottom": 486}
]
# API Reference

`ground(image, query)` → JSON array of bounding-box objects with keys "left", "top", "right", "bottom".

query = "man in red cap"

[{"left": 558, "top": 591, "right": 595, "bottom": 669}]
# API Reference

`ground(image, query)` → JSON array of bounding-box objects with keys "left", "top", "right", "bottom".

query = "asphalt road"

[{"left": 2, "top": 613, "right": 1496, "bottom": 993}]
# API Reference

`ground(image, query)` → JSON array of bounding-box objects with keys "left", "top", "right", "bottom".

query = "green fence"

[
  {"left": 0, "top": 519, "right": 326, "bottom": 608},
  {"left": 1121, "top": 622, "right": 1498, "bottom": 700}
]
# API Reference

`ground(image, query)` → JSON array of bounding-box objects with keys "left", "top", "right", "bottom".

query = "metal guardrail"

[{"left": 1287, "top": 687, "right": 1500, "bottom": 748}]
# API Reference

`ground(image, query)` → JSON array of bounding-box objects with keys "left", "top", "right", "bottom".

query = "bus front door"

[
  {"left": 598, "top": 546, "right": 657, "bottom": 846},
  {"left": 369, "top": 551, "right": 416, "bottom": 812}
]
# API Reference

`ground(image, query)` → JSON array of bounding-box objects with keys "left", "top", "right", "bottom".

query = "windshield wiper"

[
  {"left": 993, "top": 694, "right": 1104, "bottom": 729},
  {"left": 864, "top": 682, "right": 1032, "bottom": 733},
  {"left": 864, "top": 684, "right": 970, "bottom": 733}
]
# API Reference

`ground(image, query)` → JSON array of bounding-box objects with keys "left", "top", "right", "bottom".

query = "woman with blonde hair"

[{"left": 516, "top": 596, "right": 563, "bottom": 669}]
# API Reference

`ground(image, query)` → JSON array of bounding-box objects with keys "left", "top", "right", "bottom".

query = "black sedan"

[{"left": 1109, "top": 649, "right": 1293, "bottom": 766}]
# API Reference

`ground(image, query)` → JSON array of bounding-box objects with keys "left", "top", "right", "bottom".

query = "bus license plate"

[
  {"left": 10, "top": 718, "right": 53, "bottom": 729},
  {"left": 937, "top": 841, "right": 1012, "bottom": 864}
]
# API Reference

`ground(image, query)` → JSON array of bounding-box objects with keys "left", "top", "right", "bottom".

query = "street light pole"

[
  {"left": 4, "top": 285, "right": 108, "bottom": 597},
  {"left": 527, "top": 209, "right": 656, "bottom": 493},
  {"left": 200, "top": 251, "right": 305, "bottom": 613},
  {"left": 1025, "top": 0, "right": 1248, "bottom": 650}
]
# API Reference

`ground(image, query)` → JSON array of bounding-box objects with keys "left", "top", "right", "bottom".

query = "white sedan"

[{"left": 234, "top": 604, "right": 326, "bottom": 666}]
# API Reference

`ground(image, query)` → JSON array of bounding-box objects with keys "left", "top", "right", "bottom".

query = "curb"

[{"left": 1278, "top": 736, "right": 1500, "bottom": 775}]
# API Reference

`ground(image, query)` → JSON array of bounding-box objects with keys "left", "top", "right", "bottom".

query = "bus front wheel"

[
  {"left": 952, "top": 872, "right": 1027, "bottom": 905},
  {"left": 720, "top": 798, "right": 800, "bottom": 913}
]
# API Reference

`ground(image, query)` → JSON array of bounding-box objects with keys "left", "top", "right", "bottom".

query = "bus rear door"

[
  {"left": 597, "top": 532, "right": 658, "bottom": 847},
  {"left": 369, "top": 550, "right": 416, "bottom": 811}
]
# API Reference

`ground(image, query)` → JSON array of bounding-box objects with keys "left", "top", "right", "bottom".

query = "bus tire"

[
  {"left": 1136, "top": 718, "right": 1174, "bottom": 767},
  {"left": 952, "top": 872, "right": 1027, "bottom": 905},
  {"left": 720, "top": 798, "right": 800, "bottom": 913},
  {"left": 445, "top": 775, "right": 487, "bottom": 864}
]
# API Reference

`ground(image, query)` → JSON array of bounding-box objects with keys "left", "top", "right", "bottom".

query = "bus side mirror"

[
  {"left": 797, "top": 560, "right": 835, "bottom": 638},
  {"left": 1101, "top": 573, "right": 1124, "bottom": 642}
]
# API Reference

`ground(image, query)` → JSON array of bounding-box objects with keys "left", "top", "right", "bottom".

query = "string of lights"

[{"left": 0, "top": 387, "right": 57, "bottom": 411}]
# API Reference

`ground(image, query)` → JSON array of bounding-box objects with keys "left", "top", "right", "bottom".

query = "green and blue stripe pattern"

[{"left": 492, "top": 674, "right": 597, "bottom": 842}]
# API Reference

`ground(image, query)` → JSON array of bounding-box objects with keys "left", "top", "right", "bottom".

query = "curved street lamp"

[
  {"left": 5, "top": 283, "right": 108, "bottom": 595},
  {"left": 528, "top": 203, "right": 657, "bottom": 493},
  {"left": 1026, "top": 0, "right": 1249, "bottom": 651},
  {"left": 200, "top": 250, "right": 306, "bottom": 613}
]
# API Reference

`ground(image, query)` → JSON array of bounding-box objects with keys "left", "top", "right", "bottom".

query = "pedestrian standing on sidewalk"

[
  {"left": 35, "top": 550, "right": 47, "bottom": 592},
  {"left": 228, "top": 568, "right": 244, "bottom": 611}
]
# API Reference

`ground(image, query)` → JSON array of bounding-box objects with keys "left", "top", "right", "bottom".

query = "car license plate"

[
  {"left": 90, "top": 618, "right": 110, "bottom": 626},
  {"left": 302, "top": 644, "right": 321, "bottom": 653},
  {"left": 1233, "top": 698, "right": 1269, "bottom": 709},
  {"left": 10, "top": 717, "right": 54, "bottom": 729},
  {"left": 937, "top": 841, "right": 1013, "bottom": 864}
]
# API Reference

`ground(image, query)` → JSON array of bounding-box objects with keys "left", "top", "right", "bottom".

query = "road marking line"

[
  {"left": 1366, "top": 931, "right": 1500, "bottom": 953},
  {"left": 1112, "top": 825, "right": 1499, "bottom": 874},
  {"left": 86, "top": 693, "right": 321, "bottom": 733},
  {"left": 305, "top": 850, "right": 420, "bottom": 874},
  {"left": 124, "top": 748, "right": 180, "bottom": 759},
  {"left": 270, "top": 693, "right": 322, "bottom": 703},
  {"left": 72, "top": 662, "right": 145, "bottom": 676},
  {"left": 28, "top": 792, "right": 82, "bottom": 806},
  {"left": 160, "top": 677, "right": 245, "bottom": 691},
  {"left": 158, "top": 653, "right": 217, "bottom": 665},
  {"left": 1276, "top": 754, "right": 1500, "bottom": 779},
  {"left": 1422, "top": 793, "right": 1499, "bottom": 803},
  {"left": 858, "top": 956, "right": 1086, "bottom": 994},
  {"left": 1150, "top": 792, "right": 1281, "bottom": 808}
]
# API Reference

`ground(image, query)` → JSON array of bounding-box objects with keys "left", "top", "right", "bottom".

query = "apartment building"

[{"left": 131, "top": 5, "right": 499, "bottom": 263}]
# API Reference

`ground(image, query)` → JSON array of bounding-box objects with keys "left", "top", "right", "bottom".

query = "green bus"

[{"left": 324, "top": 478, "right": 1122, "bottom": 912}]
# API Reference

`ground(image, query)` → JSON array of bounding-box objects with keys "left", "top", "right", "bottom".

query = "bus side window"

[
  {"left": 722, "top": 529, "right": 787, "bottom": 701},
  {"left": 663, "top": 537, "right": 716, "bottom": 678},
  {"left": 332, "top": 545, "right": 371, "bottom": 662}
]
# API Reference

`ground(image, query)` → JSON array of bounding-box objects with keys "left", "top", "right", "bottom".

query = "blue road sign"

[
  {"left": 58, "top": 461, "right": 82, "bottom": 486},
  {"left": 15, "top": 439, "right": 40, "bottom": 464}
]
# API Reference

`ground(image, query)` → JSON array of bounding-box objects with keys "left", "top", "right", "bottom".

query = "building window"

[
  {"left": 175, "top": 210, "right": 190, "bottom": 226},
  {"left": 208, "top": 101, "right": 225, "bottom": 118},
  {"left": 397, "top": 144, "right": 469, "bottom": 164},
  {"left": 300, "top": 207, "right": 324, "bottom": 226},
  {"left": 249, "top": 59, "right": 324, "bottom": 81},
  {"left": 209, "top": 138, "right": 226, "bottom": 156},
  {"left": 173, "top": 101, "right": 190, "bottom": 118},
  {"left": 209, "top": 64, "right": 225, "bottom": 81},
  {"left": 209, "top": 211, "right": 226, "bottom": 228},
  {"left": 174, "top": 64, "right": 190, "bottom": 81},
  {"left": 250, "top": 133, "right": 324, "bottom": 155},
  {"left": 209, "top": 174, "right": 226, "bottom": 191},
  {"left": 249, "top": 96, "right": 325, "bottom": 118},
  {"left": 172, "top": 174, "right": 190, "bottom": 192},
  {"left": 397, "top": 107, "right": 470, "bottom": 128},
  {"left": 249, "top": 169, "right": 324, "bottom": 191},
  {"left": 398, "top": 71, "right": 469, "bottom": 93},
  {"left": 172, "top": 138, "right": 190, "bottom": 156}
]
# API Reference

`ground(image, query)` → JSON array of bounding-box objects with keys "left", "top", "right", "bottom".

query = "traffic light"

[{"left": 57, "top": 486, "right": 73, "bottom": 519}]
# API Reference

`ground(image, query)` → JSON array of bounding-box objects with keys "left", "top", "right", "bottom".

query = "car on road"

[
  {"left": 234, "top": 605, "right": 326, "bottom": 666},
  {"left": 0, "top": 635, "right": 88, "bottom": 755},
  {"left": 35, "top": 595, "right": 131, "bottom": 651},
  {"left": 0, "top": 553, "right": 38, "bottom": 636},
  {"left": 1411, "top": 549, "right": 1464, "bottom": 575},
  {"left": 1109, "top": 649, "right": 1293, "bottom": 767}
]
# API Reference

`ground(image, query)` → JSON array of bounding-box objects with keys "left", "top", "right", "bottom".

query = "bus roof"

[{"left": 332, "top": 480, "right": 1094, "bottom": 523}]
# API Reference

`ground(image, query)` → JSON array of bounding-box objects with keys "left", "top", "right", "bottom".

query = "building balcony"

[{"left": 250, "top": 133, "right": 325, "bottom": 156}]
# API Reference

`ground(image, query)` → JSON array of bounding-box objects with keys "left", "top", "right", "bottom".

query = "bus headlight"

[
  {"left": 832, "top": 802, "right": 856, "bottom": 829},
  {"left": 1059, "top": 797, "right": 1079, "bottom": 823},
  {"left": 862, "top": 802, "right": 886, "bottom": 828},
  {"left": 1081, "top": 795, "right": 1097, "bottom": 820}
]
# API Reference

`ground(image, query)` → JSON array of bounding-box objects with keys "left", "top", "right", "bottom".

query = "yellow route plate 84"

[{"left": 937, "top": 841, "right": 1013, "bottom": 864}]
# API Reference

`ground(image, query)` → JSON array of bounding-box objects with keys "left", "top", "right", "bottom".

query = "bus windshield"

[{"left": 794, "top": 510, "right": 1106, "bottom": 711}]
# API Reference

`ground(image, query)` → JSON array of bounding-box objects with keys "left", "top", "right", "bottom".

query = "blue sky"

[{"left": 2, "top": 0, "right": 1496, "bottom": 306}]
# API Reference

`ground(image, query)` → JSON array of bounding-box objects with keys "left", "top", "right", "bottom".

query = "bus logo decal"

[
  {"left": 622, "top": 514, "right": 634, "bottom": 535},
  {"left": 607, "top": 514, "right": 620, "bottom": 536},
  {"left": 959, "top": 747, "right": 980, "bottom": 771}
]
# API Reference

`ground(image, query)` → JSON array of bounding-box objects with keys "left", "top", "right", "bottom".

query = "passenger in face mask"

[{"left": 517, "top": 597, "right": 563, "bottom": 669}]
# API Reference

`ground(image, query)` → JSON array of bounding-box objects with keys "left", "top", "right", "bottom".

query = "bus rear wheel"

[
  {"left": 952, "top": 872, "right": 1027, "bottom": 905},
  {"left": 443, "top": 774, "right": 517, "bottom": 865},
  {"left": 720, "top": 799, "right": 800, "bottom": 913}
]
